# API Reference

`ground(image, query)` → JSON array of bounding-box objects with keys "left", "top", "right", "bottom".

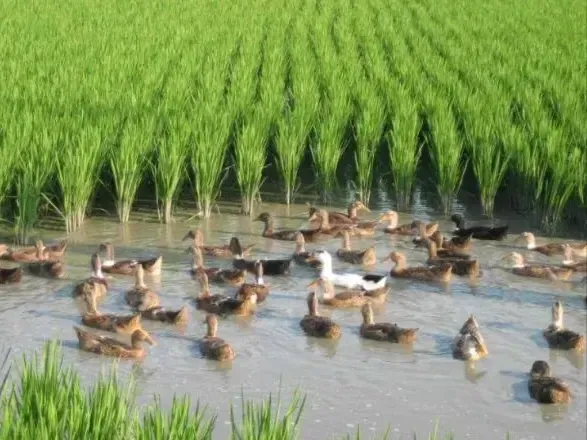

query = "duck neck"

[
  {"left": 194, "top": 231, "right": 204, "bottom": 247},
  {"left": 427, "top": 241, "right": 437, "bottom": 258},
  {"left": 362, "top": 306, "right": 374, "bottom": 325},
  {"left": 295, "top": 242, "right": 305, "bottom": 253},
  {"left": 319, "top": 212, "right": 331, "bottom": 231},
  {"left": 85, "top": 293, "right": 99, "bottom": 315},
  {"left": 198, "top": 277, "right": 210, "bottom": 298},
  {"left": 342, "top": 233, "right": 351, "bottom": 250},
  {"left": 433, "top": 232, "right": 443, "bottom": 249},
  {"left": 525, "top": 235, "right": 536, "bottom": 249},
  {"left": 207, "top": 318, "right": 218, "bottom": 337},
  {"left": 262, "top": 218, "right": 274, "bottom": 236},
  {"left": 321, "top": 280, "right": 336, "bottom": 299},
  {"left": 308, "top": 294, "right": 319, "bottom": 316},
  {"left": 135, "top": 267, "right": 147, "bottom": 289},
  {"left": 394, "top": 258, "right": 406, "bottom": 271},
  {"left": 319, "top": 257, "right": 333, "bottom": 277},
  {"left": 347, "top": 205, "right": 358, "bottom": 220}
]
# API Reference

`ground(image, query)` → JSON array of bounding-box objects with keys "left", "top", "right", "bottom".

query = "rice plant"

[
  {"left": 0, "top": 133, "right": 17, "bottom": 215},
  {"left": 386, "top": 88, "right": 422, "bottom": 210},
  {"left": 151, "top": 115, "right": 190, "bottom": 223},
  {"left": 234, "top": 107, "right": 272, "bottom": 215},
  {"left": 56, "top": 125, "right": 107, "bottom": 233},
  {"left": 229, "top": 388, "right": 306, "bottom": 440},
  {"left": 110, "top": 117, "right": 155, "bottom": 223}
]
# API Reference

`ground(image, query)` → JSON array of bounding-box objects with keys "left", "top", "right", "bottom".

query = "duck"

[
  {"left": 307, "top": 200, "right": 370, "bottom": 226},
  {"left": 189, "top": 245, "right": 246, "bottom": 286},
  {"left": 379, "top": 211, "right": 415, "bottom": 235},
  {"left": 141, "top": 305, "right": 189, "bottom": 326},
  {"left": 0, "top": 244, "right": 9, "bottom": 258},
  {"left": 255, "top": 212, "right": 321, "bottom": 242},
  {"left": 193, "top": 269, "right": 231, "bottom": 314},
  {"left": 300, "top": 291, "right": 342, "bottom": 339},
  {"left": 450, "top": 213, "right": 508, "bottom": 241},
  {"left": 308, "top": 278, "right": 367, "bottom": 308},
  {"left": 501, "top": 252, "right": 573, "bottom": 280},
  {"left": 229, "top": 237, "right": 292, "bottom": 276},
  {"left": 81, "top": 291, "right": 142, "bottom": 334},
  {"left": 561, "top": 244, "right": 587, "bottom": 272},
  {"left": 543, "top": 301, "right": 585, "bottom": 352},
  {"left": 335, "top": 230, "right": 376, "bottom": 266},
  {"left": 424, "top": 240, "right": 480, "bottom": 278},
  {"left": 311, "top": 250, "right": 387, "bottom": 291},
  {"left": 381, "top": 251, "right": 452, "bottom": 283},
  {"left": 1, "top": 239, "right": 68, "bottom": 261},
  {"left": 411, "top": 220, "right": 439, "bottom": 238},
  {"left": 24, "top": 241, "right": 66, "bottom": 279},
  {"left": 215, "top": 291, "right": 257, "bottom": 317},
  {"left": 72, "top": 253, "right": 109, "bottom": 299},
  {"left": 517, "top": 232, "right": 587, "bottom": 257},
  {"left": 415, "top": 231, "right": 473, "bottom": 252},
  {"left": 73, "top": 326, "right": 155, "bottom": 359},
  {"left": 308, "top": 209, "right": 356, "bottom": 236},
  {"left": 0, "top": 266, "right": 23, "bottom": 284},
  {"left": 451, "top": 315, "right": 489, "bottom": 361},
  {"left": 199, "top": 314, "right": 236, "bottom": 361},
  {"left": 125, "top": 264, "right": 160, "bottom": 311},
  {"left": 359, "top": 302, "right": 419, "bottom": 343},
  {"left": 528, "top": 360, "right": 572, "bottom": 404},
  {"left": 414, "top": 227, "right": 470, "bottom": 259},
  {"left": 182, "top": 228, "right": 255, "bottom": 257},
  {"left": 98, "top": 242, "right": 162, "bottom": 276},
  {"left": 1, "top": 242, "right": 45, "bottom": 263},
  {"left": 292, "top": 232, "right": 320, "bottom": 268},
  {"left": 234, "top": 260, "right": 270, "bottom": 303}
]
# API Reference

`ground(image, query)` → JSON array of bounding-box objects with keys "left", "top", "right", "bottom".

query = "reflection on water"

[{"left": 0, "top": 201, "right": 586, "bottom": 439}]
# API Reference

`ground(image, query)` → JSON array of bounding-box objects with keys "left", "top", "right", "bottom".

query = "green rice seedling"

[
  {"left": 137, "top": 395, "right": 216, "bottom": 440},
  {"left": 354, "top": 83, "right": 386, "bottom": 204},
  {"left": 56, "top": 125, "right": 107, "bottom": 233},
  {"left": 234, "top": 107, "right": 272, "bottom": 216},
  {"left": 12, "top": 121, "right": 55, "bottom": 244},
  {"left": 110, "top": 116, "right": 155, "bottom": 223},
  {"left": 0, "top": 136, "right": 17, "bottom": 215},
  {"left": 151, "top": 114, "right": 190, "bottom": 223},
  {"left": 427, "top": 100, "right": 467, "bottom": 214},
  {"left": 229, "top": 388, "right": 306, "bottom": 440},
  {"left": 386, "top": 88, "right": 422, "bottom": 210},
  {"left": 191, "top": 101, "right": 232, "bottom": 218}
]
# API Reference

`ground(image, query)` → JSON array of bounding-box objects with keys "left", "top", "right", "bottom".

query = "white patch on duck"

[
  {"left": 101, "top": 260, "right": 116, "bottom": 268},
  {"left": 313, "top": 250, "right": 386, "bottom": 291}
]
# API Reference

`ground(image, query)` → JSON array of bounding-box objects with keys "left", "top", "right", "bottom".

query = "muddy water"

[{"left": 0, "top": 202, "right": 586, "bottom": 439}]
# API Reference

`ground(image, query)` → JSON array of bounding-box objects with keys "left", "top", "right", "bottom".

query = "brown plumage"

[
  {"left": 125, "top": 264, "right": 160, "bottom": 311},
  {"left": 561, "top": 244, "right": 587, "bottom": 272},
  {"left": 235, "top": 260, "right": 270, "bottom": 303},
  {"left": 308, "top": 200, "right": 370, "bottom": 226},
  {"left": 292, "top": 232, "right": 321, "bottom": 268},
  {"left": 141, "top": 305, "right": 189, "bottom": 326},
  {"left": 0, "top": 267, "right": 23, "bottom": 284},
  {"left": 255, "top": 212, "right": 321, "bottom": 242},
  {"left": 502, "top": 252, "right": 573, "bottom": 280},
  {"left": 300, "top": 292, "right": 341, "bottom": 339},
  {"left": 1, "top": 239, "right": 68, "bottom": 261},
  {"left": 451, "top": 315, "right": 489, "bottom": 361},
  {"left": 415, "top": 230, "right": 471, "bottom": 258},
  {"left": 0, "top": 244, "right": 9, "bottom": 258},
  {"left": 429, "top": 231, "right": 473, "bottom": 252},
  {"left": 74, "top": 326, "right": 155, "bottom": 359},
  {"left": 308, "top": 209, "right": 355, "bottom": 237},
  {"left": 1, "top": 242, "right": 44, "bottom": 263},
  {"left": 215, "top": 292, "right": 257, "bottom": 317},
  {"left": 81, "top": 291, "right": 142, "bottom": 334},
  {"left": 335, "top": 230, "right": 376, "bottom": 266},
  {"left": 199, "top": 314, "right": 236, "bottom": 361},
  {"left": 98, "top": 243, "right": 162, "bottom": 276},
  {"left": 308, "top": 278, "right": 367, "bottom": 308},
  {"left": 543, "top": 301, "right": 585, "bottom": 352},
  {"left": 379, "top": 211, "right": 415, "bottom": 235},
  {"left": 382, "top": 251, "right": 452, "bottom": 282},
  {"left": 360, "top": 302, "right": 418, "bottom": 343},
  {"left": 193, "top": 269, "right": 231, "bottom": 314},
  {"left": 411, "top": 220, "right": 439, "bottom": 238},
  {"left": 72, "top": 253, "right": 109, "bottom": 299},
  {"left": 182, "top": 228, "right": 255, "bottom": 257},
  {"left": 424, "top": 240, "right": 480, "bottom": 278},
  {"left": 23, "top": 241, "right": 66, "bottom": 279},
  {"left": 528, "top": 361, "right": 572, "bottom": 404},
  {"left": 518, "top": 232, "right": 587, "bottom": 257},
  {"left": 188, "top": 246, "right": 245, "bottom": 286}
]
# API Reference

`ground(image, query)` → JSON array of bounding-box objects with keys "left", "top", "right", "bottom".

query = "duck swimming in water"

[
  {"left": 543, "top": 301, "right": 585, "bottom": 352},
  {"left": 311, "top": 250, "right": 387, "bottom": 291},
  {"left": 528, "top": 360, "right": 572, "bottom": 404},
  {"left": 381, "top": 251, "right": 452, "bottom": 283},
  {"left": 451, "top": 214, "right": 508, "bottom": 241},
  {"left": 359, "top": 302, "right": 419, "bottom": 344},
  {"left": 501, "top": 252, "right": 573, "bottom": 280},
  {"left": 300, "top": 292, "right": 342, "bottom": 339},
  {"left": 451, "top": 315, "right": 488, "bottom": 361}
]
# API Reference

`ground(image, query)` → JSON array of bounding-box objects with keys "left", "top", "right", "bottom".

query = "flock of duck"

[{"left": 1, "top": 200, "right": 586, "bottom": 406}]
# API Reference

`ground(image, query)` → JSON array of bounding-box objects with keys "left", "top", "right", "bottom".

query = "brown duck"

[
  {"left": 382, "top": 251, "right": 452, "bottom": 283},
  {"left": 300, "top": 292, "right": 342, "bottom": 339},
  {"left": 98, "top": 242, "right": 162, "bottom": 276},
  {"left": 72, "top": 253, "right": 109, "bottom": 299},
  {"left": 1, "top": 239, "right": 68, "bottom": 261},
  {"left": 451, "top": 315, "right": 489, "bottom": 361},
  {"left": 528, "top": 360, "right": 572, "bottom": 404},
  {"left": 308, "top": 200, "right": 370, "bottom": 226},
  {"left": 360, "top": 302, "right": 418, "bottom": 343},
  {"left": 518, "top": 232, "right": 587, "bottom": 257},
  {"left": 501, "top": 252, "right": 573, "bottom": 280},
  {"left": 125, "top": 264, "right": 160, "bottom": 311},
  {"left": 182, "top": 228, "right": 255, "bottom": 257},
  {"left": 292, "top": 232, "right": 320, "bottom": 268},
  {"left": 418, "top": 231, "right": 473, "bottom": 252},
  {"left": 255, "top": 212, "right": 321, "bottom": 242},
  {"left": 543, "top": 301, "right": 585, "bottom": 352},
  {"left": 81, "top": 291, "right": 142, "bottom": 334},
  {"left": 308, "top": 209, "right": 354, "bottom": 237},
  {"left": 379, "top": 211, "right": 414, "bottom": 235},
  {"left": 561, "top": 244, "right": 587, "bottom": 272},
  {"left": 424, "top": 240, "right": 480, "bottom": 278},
  {"left": 335, "top": 230, "right": 376, "bottom": 266},
  {"left": 199, "top": 314, "right": 236, "bottom": 361},
  {"left": 308, "top": 278, "right": 367, "bottom": 308},
  {"left": 415, "top": 229, "right": 470, "bottom": 258},
  {"left": 24, "top": 241, "right": 66, "bottom": 279},
  {"left": 235, "top": 260, "right": 270, "bottom": 303},
  {"left": 0, "top": 266, "right": 23, "bottom": 284},
  {"left": 193, "top": 269, "right": 231, "bottom": 314},
  {"left": 189, "top": 245, "right": 245, "bottom": 286},
  {"left": 74, "top": 326, "right": 155, "bottom": 359},
  {"left": 141, "top": 305, "right": 189, "bottom": 326}
]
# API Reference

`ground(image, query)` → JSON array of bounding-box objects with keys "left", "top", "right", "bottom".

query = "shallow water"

[{"left": 1, "top": 202, "right": 586, "bottom": 439}]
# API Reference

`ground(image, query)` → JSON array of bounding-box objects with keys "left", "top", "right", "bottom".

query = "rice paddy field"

[{"left": 0, "top": 0, "right": 585, "bottom": 243}]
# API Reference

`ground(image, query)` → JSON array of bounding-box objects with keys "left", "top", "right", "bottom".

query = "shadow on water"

[
  {"left": 464, "top": 361, "right": 487, "bottom": 384},
  {"left": 548, "top": 349, "right": 586, "bottom": 370},
  {"left": 305, "top": 337, "right": 340, "bottom": 359}
]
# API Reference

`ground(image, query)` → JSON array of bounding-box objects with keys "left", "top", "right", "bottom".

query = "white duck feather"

[{"left": 313, "top": 250, "right": 386, "bottom": 291}]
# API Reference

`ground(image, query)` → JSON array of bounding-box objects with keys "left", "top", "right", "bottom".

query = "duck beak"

[
  {"left": 308, "top": 213, "right": 318, "bottom": 222},
  {"left": 181, "top": 231, "right": 193, "bottom": 242},
  {"left": 307, "top": 279, "right": 318, "bottom": 289},
  {"left": 144, "top": 333, "right": 156, "bottom": 346},
  {"left": 360, "top": 204, "right": 371, "bottom": 213}
]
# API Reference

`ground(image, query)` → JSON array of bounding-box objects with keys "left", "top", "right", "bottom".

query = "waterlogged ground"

[{"left": 0, "top": 202, "right": 586, "bottom": 439}]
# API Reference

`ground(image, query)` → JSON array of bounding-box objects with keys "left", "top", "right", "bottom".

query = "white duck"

[{"left": 311, "top": 250, "right": 387, "bottom": 291}]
